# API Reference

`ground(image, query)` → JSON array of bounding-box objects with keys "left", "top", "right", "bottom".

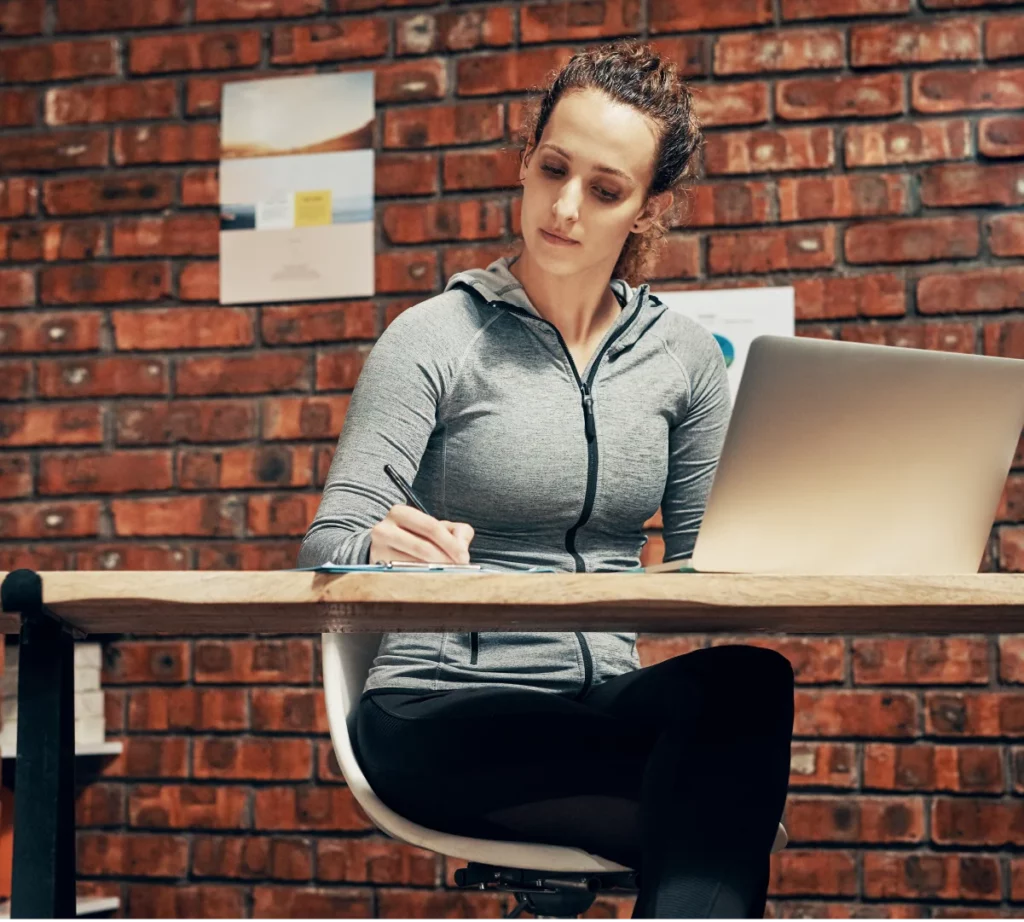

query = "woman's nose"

[{"left": 552, "top": 180, "right": 581, "bottom": 224}]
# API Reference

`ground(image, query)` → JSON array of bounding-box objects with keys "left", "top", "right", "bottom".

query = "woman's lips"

[{"left": 540, "top": 229, "right": 580, "bottom": 246}]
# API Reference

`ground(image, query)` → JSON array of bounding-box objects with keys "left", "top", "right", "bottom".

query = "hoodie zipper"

[{"left": 451, "top": 281, "right": 643, "bottom": 698}]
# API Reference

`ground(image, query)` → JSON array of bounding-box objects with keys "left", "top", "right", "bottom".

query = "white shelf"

[
  {"left": 0, "top": 741, "right": 122, "bottom": 760},
  {"left": 0, "top": 896, "right": 120, "bottom": 917}
]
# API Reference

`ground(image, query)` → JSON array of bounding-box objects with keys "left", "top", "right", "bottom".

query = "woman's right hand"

[{"left": 369, "top": 504, "right": 475, "bottom": 565}]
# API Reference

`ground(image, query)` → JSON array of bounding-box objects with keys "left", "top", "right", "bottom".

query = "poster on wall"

[
  {"left": 656, "top": 287, "right": 795, "bottom": 404},
  {"left": 219, "top": 71, "right": 375, "bottom": 305}
]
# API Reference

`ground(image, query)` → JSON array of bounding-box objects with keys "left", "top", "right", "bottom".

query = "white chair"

[{"left": 322, "top": 631, "right": 789, "bottom": 918}]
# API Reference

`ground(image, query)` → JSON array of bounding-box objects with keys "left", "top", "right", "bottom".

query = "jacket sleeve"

[
  {"left": 297, "top": 307, "right": 448, "bottom": 568},
  {"left": 660, "top": 331, "right": 732, "bottom": 563}
]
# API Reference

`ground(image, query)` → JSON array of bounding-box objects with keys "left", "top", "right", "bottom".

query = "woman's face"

[{"left": 519, "top": 87, "right": 669, "bottom": 277}]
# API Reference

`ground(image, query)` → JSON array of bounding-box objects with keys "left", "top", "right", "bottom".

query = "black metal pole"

[{"left": 1, "top": 569, "right": 77, "bottom": 919}]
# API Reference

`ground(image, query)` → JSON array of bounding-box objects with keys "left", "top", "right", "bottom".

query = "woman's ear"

[{"left": 632, "top": 190, "right": 674, "bottom": 233}]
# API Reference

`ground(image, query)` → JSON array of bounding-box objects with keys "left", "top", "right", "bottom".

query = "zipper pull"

[{"left": 581, "top": 384, "right": 595, "bottom": 442}]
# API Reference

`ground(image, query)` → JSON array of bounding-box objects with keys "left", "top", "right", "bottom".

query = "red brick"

[
  {"left": 785, "top": 795, "right": 926, "bottom": 844},
  {"left": 0, "top": 177, "right": 38, "bottom": 219},
  {"left": 41, "top": 261, "right": 169, "bottom": 305},
  {"left": 442, "top": 245, "right": 515, "bottom": 281},
  {"left": 913, "top": 67, "right": 1024, "bottom": 113},
  {"left": 845, "top": 217, "right": 979, "bottom": 264},
  {"left": 924, "top": 691, "right": 1024, "bottom": 736},
  {"left": 253, "top": 786, "right": 371, "bottom": 832},
  {"left": 647, "top": 36, "right": 710, "bottom": 77},
  {"left": 0, "top": 87, "right": 38, "bottom": 127},
  {"left": 262, "top": 396, "right": 350, "bottom": 441},
  {"left": 1000, "top": 636, "right": 1024, "bottom": 682},
  {"left": 769, "top": 850, "right": 858, "bottom": 897},
  {"left": 782, "top": 0, "right": 910, "bottom": 18},
  {"left": 396, "top": 7, "right": 513, "bottom": 55},
  {"left": 980, "top": 115, "right": 1024, "bottom": 158},
  {"left": 115, "top": 122, "right": 220, "bottom": 165},
  {"left": 115, "top": 400, "right": 256, "bottom": 446},
  {"left": 261, "top": 301, "right": 377, "bottom": 345},
  {"left": 271, "top": 19, "right": 388, "bottom": 64},
  {"left": 366, "top": 58, "right": 449, "bottom": 103},
  {"left": 650, "top": 0, "right": 772, "bottom": 31},
  {"left": 247, "top": 493, "right": 320, "bottom": 537},
  {"left": 56, "top": 0, "right": 188, "bottom": 31},
  {"left": 0, "top": 545, "right": 74, "bottom": 572},
  {"left": 104, "top": 641, "right": 190, "bottom": 685},
  {"left": 0, "top": 0, "right": 45, "bottom": 35},
  {"left": 789, "top": 742, "right": 858, "bottom": 788},
  {"left": 384, "top": 101, "right": 503, "bottom": 149},
  {"left": 39, "top": 450, "right": 172, "bottom": 495},
  {"left": 863, "top": 852, "right": 1001, "bottom": 901},
  {"left": 864, "top": 743, "right": 1005, "bottom": 793},
  {"left": 776, "top": 72, "right": 904, "bottom": 121},
  {"left": 317, "top": 838, "right": 437, "bottom": 885},
  {"left": 43, "top": 172, "right": 175, "bottom": 215},
  {"left": 0, "top": 501, "right": 100, "bottom": 539},
  {"left": 932, "top": 798, "right": 1024, "bottom": 847},
  {"left": 0, "top": 360, "right": 31, "bottom": 400},
  {"left": 77, "top": 784, "right": 126, "bottom": 826},
  {"left": 4, "top": 220, "right": 105, "bottom": 262},
  {"left": 693, "top": 81, "right": 769, "bottom": 127},
  {"left": 709, "top": 225, "right": 835, "bottom": 275},
  {"left": 101, "top": 737, "right": 190, "bottom": 779},
  {"left": 37, "top": 357, "right": 168, "bottom": 399},
  {"left": 250, "top": 689, "right": 329, "bottom": 734},
  {"left": 714, "top": 28, "right": 845, "bottom": 75},
  {"left": 196, "top": 541, "right": 302, "bottom": 570},
  {"left": 646, "top": 234, "right": 699, "bottom": 281},
  {"left": 378, "top": 889, "right": 509, "bottom": 919},
  {"left": 179, "top": 261, "right": 218, "bottom": 301},
  {"left": 996, "top": 474, "right": 1024, "bottom": 523},
  {"left": 185, "top": 69, "right": 312, "bottom": 116},
  {"left": 45, "top": 81, "right": 177, "bottom": 126},
  {"left": 0, "top": 130, "right": 107, "bottom": 172},
  {"left": 196, "top": 0, "right": 321, "bottom": 19},
  {"left": 0, "top": 39, "right": 116, "bottom": 82},
  {"left": 191, "top": 835, "right": 269, "bottom": 879},
  {"left": 779, "top": 174, "right": 907, "bottom": 220},
  {"left": 999, "top": 527, "right": 1024, "bottom": 571},
  {"left": 456, "top": 47, "right": 574, "bottom": 97},
  {"left": 702, "top": 637, "right": 841, "bottom": 684},
  {"left": 128, "top": 688, "right": 248, "bottom": 732},
  {"left": 853, "top": 638, "right": 989, "bottom": 685},
  {"left": 704, "top": 127, "right": 834, "bottom": 175},
  {"left": 0, "top": 455, "right": 32, "bottom": 499},
  {"left": 130, "top": 30, "right": 262, "bottom": 74},
  {"left": 179, "top": 446, "right": 316, "bottom": 491},
  {"left": 129, "top": 785, "right": 249, "bottom": 830},
  {"left": 316, "top": 347, "right": 371, "bottom": 392},
  {"left": 195, "top": 639, "right": 314, "bottom": 684},
  {"left": 681, "top": 181, "right": 774, "bottom": 227},
  {"left": 851, "top": 19, "right": 981, "bottom": 66},
  {"left": 845, "top": 118, "right": 972, "bottom": 167},
  {"left": 77, "top": 832, "right": 189, "bottom": 878},
  {"left": 921, "top": 268, "right": 1024, "bottom": 314},
  {"left": 518, "top": 0, "right": 641, "bottom": 43},
  {"left": 194, "top": 738, "right": 313, "bottom": 782},
  {"left": 76, "top": 544, "right": 189, "bottom": 571},
  {"left": 111, "top": 495, "right": 241, "bottom": 538},
  {"left": 112, "top": 214, "right": 219, "bottom": 258},
  {"left": 841, "top": 321, "right": 976, "bottom": 354},
  {"left": 126, "top": 884, "right": 245, "bottom": 919},
  {"left": 378, "top": 153, "right": 439, "bottom": 197},
  {"left": 0, "top": 404, "right": 103, "bottom": 447},
  {"left": 987, "top": 16, "right": 1024, "bottom": 60},
  {"left": 113, "top": 308, "right": 254, "bottom": 350},
  {"left": 176, "top": 353, "right": 310, "bottom": 397},
  {"left": 990, "top": 214, "right": 1024, "bottom": 257},
  {"left": 921, "top": 163, "right": 1024, "bottom": 207},
  {"left": 181, "top": 167, "right": 220, "bottom": 206},
  {"left": 253, "top": 887, "right": 373, "bottom": 918},
  {"left": 794, "top": 690, "right": 918, "bottom": 737},
  {"left": 0, "top": 311, "right": 101, "bottom": 353},
  {"left": 382, "top": 200, "right": 504, "bottom": 245}
]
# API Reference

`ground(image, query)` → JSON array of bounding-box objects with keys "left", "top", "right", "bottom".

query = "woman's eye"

[
  {"left": 541, "top": 164, "right": 564, "bottom": 176},
  {"left": 595, "top": 188, "right": 619, "bottom": 201}
]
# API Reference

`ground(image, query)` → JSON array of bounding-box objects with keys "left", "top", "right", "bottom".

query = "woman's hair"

[{"left": 516, "top": 40, "right": 703, "bottom": 287}]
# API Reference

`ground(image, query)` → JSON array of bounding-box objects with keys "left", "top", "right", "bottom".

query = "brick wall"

[{"left": 1, "top": 0, "right": 1023, "bottom": 916}]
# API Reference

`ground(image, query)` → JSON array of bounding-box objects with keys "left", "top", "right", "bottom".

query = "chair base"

[{"left": 454, "top": 862, "right": 638, "bottom": 919}]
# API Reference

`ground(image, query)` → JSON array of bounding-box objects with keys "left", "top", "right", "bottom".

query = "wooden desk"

[{"left": 2, "top": 567, "right": 1024, "bottom": 918}]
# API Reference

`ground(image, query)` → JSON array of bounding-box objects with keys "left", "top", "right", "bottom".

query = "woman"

[{"left": 300, "top": 40, "right": 795, "bottom": 919}]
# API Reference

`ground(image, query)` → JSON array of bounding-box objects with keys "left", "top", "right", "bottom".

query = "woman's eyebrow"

[{"left": 539, "top": 143, "right": 633, "bottom": 182}]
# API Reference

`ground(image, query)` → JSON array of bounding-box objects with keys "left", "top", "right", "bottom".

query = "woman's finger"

[{"left": 391, "top": 505, "right": 469, "bottom": 564}]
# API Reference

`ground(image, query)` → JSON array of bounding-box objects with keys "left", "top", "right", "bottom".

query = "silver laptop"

[{"left": 687, "top": 335, "right": 1024, "bottom": 575}]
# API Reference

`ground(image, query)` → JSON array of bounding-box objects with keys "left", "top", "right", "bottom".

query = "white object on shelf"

[
  {"left": 0, "top": 895, "right": 121, "bottom": 917},
  {"left": 0, "top": 740, "right": 122, "bottom": 760}
]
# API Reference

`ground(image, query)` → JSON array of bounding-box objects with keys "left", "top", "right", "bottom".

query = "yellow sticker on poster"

[{"left": 294, "top": 190, "right": 332, "bottom": 227}]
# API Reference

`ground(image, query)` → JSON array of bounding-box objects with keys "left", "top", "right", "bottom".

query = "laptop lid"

[{"left": 691, "top": 335, "right": 1024, "bottom": 575}]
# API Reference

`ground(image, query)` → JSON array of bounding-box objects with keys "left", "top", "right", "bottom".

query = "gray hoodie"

[{"left": 299, "top": 256, "right": 731, "bottom": 699}]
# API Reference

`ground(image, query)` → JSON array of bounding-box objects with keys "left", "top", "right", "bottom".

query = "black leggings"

[{"left": 355, "top": 644, "right": 795, "bottom": 919}]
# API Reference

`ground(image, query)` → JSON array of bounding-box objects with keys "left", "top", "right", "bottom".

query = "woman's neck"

[{"left": 508, "top": 250, "right": 621, "bottom": 348}]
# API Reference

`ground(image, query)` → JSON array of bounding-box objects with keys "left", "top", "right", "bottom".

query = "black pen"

[{"left": 384, "top": 463, "right": 429, "bottom": 514}]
